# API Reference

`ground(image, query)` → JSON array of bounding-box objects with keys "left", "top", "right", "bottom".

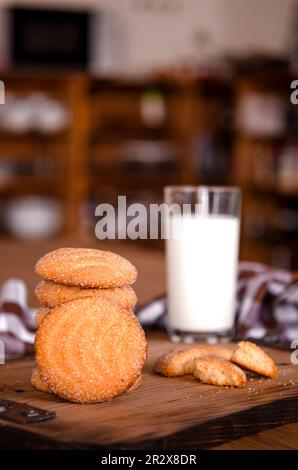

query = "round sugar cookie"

[
  {"left": 35, "top": 280, "right": 137, "bottom": 310},
  {"left": 35, "top": 297, "right": 147, "bottom": 403},
  {"left": 35, "top": 248, "right": 137, "bottom": 288}
]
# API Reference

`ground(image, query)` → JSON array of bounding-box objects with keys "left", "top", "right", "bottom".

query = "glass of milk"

[{"left": 164, "top": 186, "right": 241, "bottom": 342}]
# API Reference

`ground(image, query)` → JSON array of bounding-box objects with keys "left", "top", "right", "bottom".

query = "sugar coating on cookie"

[
  {"left": 31, "top": 367, "right": 52, "bottom": 393},
  {"left": 35, "top": 280, "right": 137, "bottom": 310},
  {"left": 35, "top": 248, "right": 137, "bottom": 288},
  {"left": 35, "top": 297, "right": 147, "bottom": 403},
  {"left": 35, "top": 306, "right": 52, "bottom": 327},
  {"left": 154, "top": 345, "right": 233, "bottom": 377},
  {"left": 231, "top": 341, "right": 278, "bottom": 378},
  {"left": 32, "top": 367, "right": 141, "bottom": 395},
  {"left": 194, "top": 357, "right": 247, "bottom": 388},
  {"left": 127, "top": 374, "right": 142, "bottom": 392}
]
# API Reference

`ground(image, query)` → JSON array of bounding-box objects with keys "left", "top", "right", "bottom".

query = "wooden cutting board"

[{"left": 0, "top": 332, "right": 297, "bottom": 450}]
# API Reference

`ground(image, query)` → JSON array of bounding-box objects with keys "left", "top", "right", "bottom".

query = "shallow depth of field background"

[{"left": 0, "top": 0, "right": 298, "bottom": 269}]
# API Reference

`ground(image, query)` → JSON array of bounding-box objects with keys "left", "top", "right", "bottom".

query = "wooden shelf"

[
  {"left": 0, "top": 70, "right": 233, "bottom": 238},
  {"left": 90, "top": 168, "right": 180, "bottom": 191},
  {"left": 0, "top": 71, "right": 89, "bottom": 235},
  {"left": 244, "top": 185, "right": 298, "bottom": 199},
  {"left": 0, "top": 175, "right": 65, "bottom": 195},
  {"left": 0, "top": 135, "right": 68, "bottom": 158}
]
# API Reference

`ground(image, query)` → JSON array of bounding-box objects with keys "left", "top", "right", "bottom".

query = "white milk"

[{"left": 166, "top": 214, "right": 240, "bottom": 333}]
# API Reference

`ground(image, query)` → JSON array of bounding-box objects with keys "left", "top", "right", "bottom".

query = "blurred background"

[{"left": 0, "top": 0, "right": 298, "bottom": 268}]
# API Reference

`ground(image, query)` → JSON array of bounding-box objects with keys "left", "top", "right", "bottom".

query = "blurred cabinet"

[
  {"left": 233, "top": 68, "right": 298, "bottom": 268},
  {"left": 0, "top": 72, "right": 89, "bottom": 239},
  {"left": 85, "top": 75, "right": 233, "bottom": 240},
  {"left": 0, "top": 71, "right": 89, "bottom": 237},
  {"left": 0, "top": 71, "right": 233, "bottom": 240}
]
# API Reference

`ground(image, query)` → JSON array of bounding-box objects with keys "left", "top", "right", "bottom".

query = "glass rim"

[{"left": 164, "top": 185, "right": 241, "bottom": 194}]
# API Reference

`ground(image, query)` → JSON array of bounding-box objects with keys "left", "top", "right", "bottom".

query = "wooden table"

[{"left": 0, "top": 237, "right": 297, "bottom": 449}]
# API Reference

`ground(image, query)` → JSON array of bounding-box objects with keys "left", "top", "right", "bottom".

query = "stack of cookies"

[{"left": 32, "top": 247, "right": 147, "bottom": 404}]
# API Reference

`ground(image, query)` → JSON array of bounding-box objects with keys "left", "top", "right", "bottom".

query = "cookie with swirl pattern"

[{"left": 35, "top": 297, "right": 147, "bottom": 403}]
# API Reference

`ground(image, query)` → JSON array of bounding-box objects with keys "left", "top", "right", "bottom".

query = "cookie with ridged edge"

[
  {"left": 35, "top": 306, "right": 52, "bottom": 327},
  {"left": 35, "top": 248, "right": 137, "bottom": 288},
  {"left": 231, "top": 341, "right": 278, "bottom": 378},
  {"left": 154, "top": 345, "right": 233, "bottom": 377},
  {"left": 127, "top": 374, "right": 142, "bottom": 392},
  {"left": 194, "top": 357, "right": 247, "bottom": 388},
  {"left": 35, "top": 297, "right": 147, "bottom": 403},
  {"left": 31, "top": 367, "right": 52, "bottom": 393},
  {"left": 35, "top": 280, "right": 137, "bottom": 310}
]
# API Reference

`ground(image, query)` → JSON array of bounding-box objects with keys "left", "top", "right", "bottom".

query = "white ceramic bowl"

[{"left": 5, "top": 197, "right": 63, "bottom": 239}]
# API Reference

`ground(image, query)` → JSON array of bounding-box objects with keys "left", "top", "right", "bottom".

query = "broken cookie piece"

[
  {"left": 231, "top": 341, "right": 278, "bottom": 378},
  {"left": 193, "top": 357, "right": 247, "bottom": 388},
  {"left": 154, "top": 345, "right": 233, "bottom": 377}
]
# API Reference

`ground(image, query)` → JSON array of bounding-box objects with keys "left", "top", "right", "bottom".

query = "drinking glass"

[{"left": 164, "top": 186, "right": 241, "bottom": 342}]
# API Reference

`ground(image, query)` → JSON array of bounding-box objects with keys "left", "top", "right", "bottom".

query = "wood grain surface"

[{"left": 0, "top": 333, "right": 297, "bottom": 449}]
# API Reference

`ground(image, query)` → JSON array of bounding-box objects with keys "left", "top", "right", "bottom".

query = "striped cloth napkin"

[
  {"left": 0, "top": 262, "right": 297, "bottom": 360},
  {"left": 136, "top": 262, "right": 298, "bottom": 348},
  {"left": 0, "top": 279, "right": 35, "bottom": 361}
]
